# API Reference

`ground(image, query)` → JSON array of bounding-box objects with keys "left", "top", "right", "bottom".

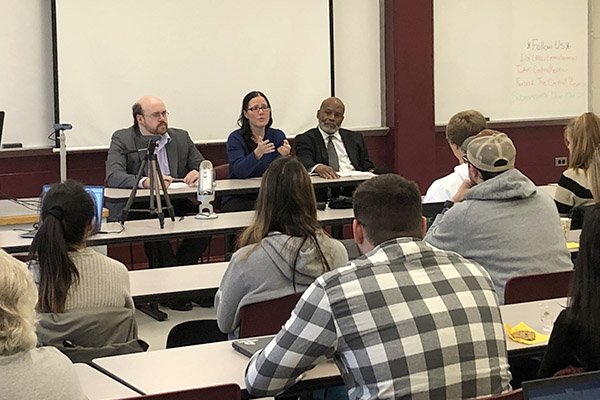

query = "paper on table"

[
  {"left": 504, "top": 322, "right": 549, "bottom": 345},
  {"left": 167, "top": 182, "right": 193, "bottom": 190},
  {"left": 336, "top": 171, "right": 375, "bottom": 177},
  {"left": 566, "top": 242, "right": 579, "bottom": 250}
]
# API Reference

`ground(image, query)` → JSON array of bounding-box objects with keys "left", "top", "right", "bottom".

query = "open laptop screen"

[
  {"left": 523, "top": 370, "right": 600, "bottom": 400},
  {"left": 41, "top": 184, "right": 104, "bottom": 234}
]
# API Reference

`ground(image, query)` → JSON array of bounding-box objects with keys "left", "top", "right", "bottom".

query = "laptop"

[
  {"left": 422, "top": 201, "right": 445, "bottom": 230},
  {"left": 232, "top": 335, "right": 276, "bottom": 358},
  {"left": 522, "top": 370, "right": 600, "bottom": 399},
  {"left": 19, "top": 185, "right": 104, "bottom": 238}
]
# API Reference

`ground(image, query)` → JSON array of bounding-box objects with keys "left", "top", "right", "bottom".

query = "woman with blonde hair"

[
  {"left": 0, "top": 250, "right": 85, "bottom": 399},
  {"left": 215, "top": 157, "right": 348, "bottom": 337},
  {"left": 554, "top": 112, "right": 600, "bottom": 214}
]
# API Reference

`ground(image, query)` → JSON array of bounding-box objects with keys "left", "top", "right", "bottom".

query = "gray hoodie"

[
  {"left": 215, "top": 231, "right": 348, "bottom": 337},
  {"left": 425, "top": 168, "right": 573, "bottom": 303}
]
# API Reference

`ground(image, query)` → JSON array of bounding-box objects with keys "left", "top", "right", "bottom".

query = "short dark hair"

[
  {"left": 353, "top": 174, "right": 422, "bottom": 245},
  {"left": 132, "top": 102, "right": 143, "bottom": 127}
]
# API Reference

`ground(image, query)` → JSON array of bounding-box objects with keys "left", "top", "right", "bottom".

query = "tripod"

[{"left": 120, "top": 139, "right": 175, "bottom": 228}]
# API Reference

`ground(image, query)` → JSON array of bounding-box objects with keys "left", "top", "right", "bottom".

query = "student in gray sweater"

[
  {"left": 215, "top": 157, "right": 348, "bottom": 338},
  {"left": 426, "top": 130, "right": 573, "bottom": 303}
]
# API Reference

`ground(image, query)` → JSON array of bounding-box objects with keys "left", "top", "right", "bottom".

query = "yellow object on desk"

[
  {"left": 504, "top": 322, "right": 549, "bottom": 345},
  {"left": 566, "top": 242, "right": 579, "bottom": 250}
]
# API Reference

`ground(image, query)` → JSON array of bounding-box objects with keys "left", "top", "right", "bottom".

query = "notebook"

[
  {"left": 522, "top": 370, "right": 600, "bottom": 400},
  {"left": 232, "top": 335, "right": 275, "bottom": 358},
  {"left": 19, "top": 185, "right": 104, "bottom": 238}
]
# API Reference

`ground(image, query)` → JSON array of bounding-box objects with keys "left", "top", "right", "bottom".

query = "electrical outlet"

[{"left": 554, "top": 157, "right": 568, "bottom": 167}]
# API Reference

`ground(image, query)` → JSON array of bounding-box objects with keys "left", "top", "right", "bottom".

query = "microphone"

[
  {"left": 53, "top": 123, "right": 73, "bottom": 131},
  {"left": 195, "top": 160, "right": 217, "bottom": 219}
]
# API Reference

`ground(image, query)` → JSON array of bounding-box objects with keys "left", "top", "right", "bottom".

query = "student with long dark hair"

[
  {"left": 27, "top": 180, "right": 132, "bottom": 313},
  {"left": 538, "top": 204, "right": 600, "bottom": 377},
  {"left": 215, "top": 157, "right": 348, "bottom": 337}
]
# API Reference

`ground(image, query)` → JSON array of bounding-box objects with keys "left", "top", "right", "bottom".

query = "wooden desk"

[
  {"left": 0, "top": 208, "right": 355, "bottom": 253},
  {"left": 93, "top": 338, "right": 341, "bottom": 397},
  {"left": 130, "top": 262, "right": 228, "bottom": 304},
  {"left": 74, "top": 363, "right": 141, "bottom": 399},
  {"left": 104, "top": 174, "right": 374, "bottom": 203}
]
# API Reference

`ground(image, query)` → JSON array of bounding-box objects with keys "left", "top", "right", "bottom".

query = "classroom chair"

[
  {"left": 504, "top": 269, "right": 574, "bottom": 305},
  {"left": 214, "top": 163, "right": 230, "bottom": 180},
  {"left": 166, "top": 319, "right": 227, "bottom": 348},
  {"left": 470, "top": 388, "right": 523, "bottom": 400},
  {"left": 238, "top": 292, "right": 303, "bottom": 338},
  {"left": 118, "top": 383, "right": 241, "bottom": 400}
]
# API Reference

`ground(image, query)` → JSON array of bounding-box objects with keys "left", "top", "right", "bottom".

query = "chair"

[
  {"left": 214, "top": 163, "right": 230, "bottom": 180},
  {"left": 504, "top": 269, "right": 574, "bottom": 305},
  {"left": 471, "top": 388, "right": 523, "bottom": 400},
  {"left": 238, "top": 292, "right": 303, "bottom": 338},
  {"left": 166, "top": 319, "right": 227, "bottom": 348},
  {"left": 118, "top": 383, "right": 241, "bottom": 400}
]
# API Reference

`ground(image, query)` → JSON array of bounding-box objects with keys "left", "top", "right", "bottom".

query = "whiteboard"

[
  {"left": 434, "top": 0, "right": 589, "bottom": 124},
  {"left": 55, "top": 0, "right": 331, "bottom": 149}
]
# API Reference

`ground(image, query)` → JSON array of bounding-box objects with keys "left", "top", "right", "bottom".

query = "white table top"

[
  {"left": 75, "top": 363, "right": 140, "bottom": 399},
  {"left": 104, "top": 173, "right": 375, "bottom": 201},
  {"left": 0, "top": 208, "right": 355, "bottom": 253},
  {"left": 93, "top": 338, "right": 340, "bottom": 396},
  {"left": 500, "top": 297, "right": 567, "bottom": 353},
  {"left": 130, "top": 262, "right": 227, "bottom": 300}
]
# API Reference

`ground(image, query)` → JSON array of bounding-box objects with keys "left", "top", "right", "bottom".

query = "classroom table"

[
  {"left": 103, "top": 173, "right": 375, "bottom": 203},
  {"left": 130, "top": 262, "right": 227, "bottom": 304},
  {"left": 74, "top": 363, "right": 141, "bottom": 399},
  {"left": 0, "top": 208, "right": 355, "bottom": 253},
  {"left": 500, "top": 297, "right": 567, "bottom": 357},
  {"left": 0, "top": 198, "right": 109, "bottom": 228},
  {"left": 93, "top": 337, "right": 341, "bottom": 398}
]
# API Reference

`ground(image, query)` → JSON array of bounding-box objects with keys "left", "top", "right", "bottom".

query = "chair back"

[
  {"left": 37, "top": 307, "right": 148, "bottom": 363},
  {"left": 214, "top": 163, "right": 230, "bottom": 180},
  {"left": 471, "top": 388, "right": 523, "bottom": 400},
  {"left": 166, "top": 319, "right": 227, "bottom": 348},
  {"left": 238, "top": 292, "right": 303, "bottom": 338},
  {"left": 504, "top": 269, "right": 574, "bottom": 305},
  {"left": 119, "top": 383, "right": 241, "bottom": 400}
]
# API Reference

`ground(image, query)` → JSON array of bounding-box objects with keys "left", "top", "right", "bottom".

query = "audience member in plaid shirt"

[{"left": 245, "top": 174, "right": 512, "bottom": 399}]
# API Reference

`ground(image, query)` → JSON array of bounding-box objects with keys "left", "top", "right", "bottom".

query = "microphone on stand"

[{"left": 195, "top": 160, "right": 217, "bottom": 219}]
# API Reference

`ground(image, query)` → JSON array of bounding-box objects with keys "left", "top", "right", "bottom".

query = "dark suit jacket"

[
  {"left": 105, "top": 126, "right": 204, "bottom": 188},
  {"left": 294, "top": 127, "right": 374, "bottom": 172}
]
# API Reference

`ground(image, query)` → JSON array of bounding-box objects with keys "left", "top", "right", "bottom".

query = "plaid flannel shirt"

[{"left": 245, "top": 238, "right": 511, "bottom": 399}]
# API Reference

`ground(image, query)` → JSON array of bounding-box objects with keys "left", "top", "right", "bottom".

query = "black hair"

[
  {"left": 27, "top": 180, "right": 96, "bottom": 313},
  {"left": 237, "top": 91, "right": 273, "bottom": 152}
]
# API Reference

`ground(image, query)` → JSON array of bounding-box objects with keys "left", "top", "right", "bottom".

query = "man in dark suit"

[
  {"left": 295, "top": 97, "right": 375, "bottom": 179},
  {"left": 105, "top": 95, "right": 209, "bottom": 310}
]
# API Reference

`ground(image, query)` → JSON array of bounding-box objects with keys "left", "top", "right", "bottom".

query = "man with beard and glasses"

[
  {"left": 105, "top": 95, "right": 210, "bottom": 311},
  {"left": 295, "top": 97, "right": 375, "bottom": 180}
]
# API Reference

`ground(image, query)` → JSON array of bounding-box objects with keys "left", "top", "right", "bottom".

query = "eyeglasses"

[
  {"left": 462, "top": 156, "right": 470, "bottom": 165},
  {"left": 144, "top": 111, "right": 169, "bottom": 119},
  {"left": 247, "top": 105, "right": 270, "bottom": 113}
]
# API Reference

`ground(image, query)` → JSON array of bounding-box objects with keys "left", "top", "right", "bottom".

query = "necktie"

[{"left": 327, "top": 136, "right": 339, "bottom": 171}]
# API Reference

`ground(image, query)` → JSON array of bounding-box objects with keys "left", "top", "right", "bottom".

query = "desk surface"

[
  {"left": 0, "top": 198, "right": 109, "bottom": 227},
  {"left": 104, "top": 173, "right": 374, "bottom": 201},
  {"left": 0, "top": 208, "right": 355, "bottom": 253},
  {"left": 500, "top": 297, "right": 566, "bottom": 354},
  {"left": 130, "top": 262, "right": 227, "bottom": 303},
  {"left": 75, "top": 363, "right": 140, "bottom": 399},
  {"left": 93, "top": 337, "right": 340, "bottom": 397}
]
